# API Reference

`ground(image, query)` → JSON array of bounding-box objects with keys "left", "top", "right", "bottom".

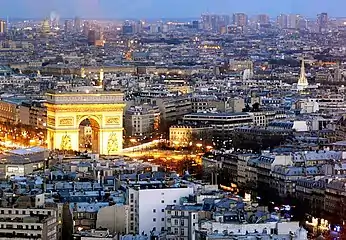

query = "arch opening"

[{"left": 78, "top": 118, "right": 100, "bottom": 153}]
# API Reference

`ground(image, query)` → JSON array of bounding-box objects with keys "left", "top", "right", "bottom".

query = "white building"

[
  {"left": 125, "top": 181, "right": 194, "bottom": 235},
  {"left": 294, "top": 99, "right": 319, "bottom": 114},
  {"left": 199, "top": 220, "right": 301, "bottom": 238}
]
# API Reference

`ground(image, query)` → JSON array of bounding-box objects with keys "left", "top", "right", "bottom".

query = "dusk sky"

[{"left": 0, "top": 0, "right": 345, "bottom": 19}]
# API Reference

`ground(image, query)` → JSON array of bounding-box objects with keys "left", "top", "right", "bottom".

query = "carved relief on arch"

[
  {"left": 105, "top": 116, "right": 121, "bottom": 125},
  {"left": 76, "top": 114, "right": 103, "bottom": 125}
]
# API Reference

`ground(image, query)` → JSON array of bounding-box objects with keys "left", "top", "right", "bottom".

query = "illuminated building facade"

[
  {"left": 87, "top": 30, "right": 105, "bottom": 47},
  {"left": 297, "top": 59, "right": 309, "bottom": 91},
  {"left": 124, "top": 105, "right": 160, "bottom": 138},
  {"left": 169, "top": 125, "right": 212, "bottom": 148},
  {"left": 0, "top": 20, "right": 6, "bottom": 34},
  {"left": 45, "top": 87, "right": 125, "bottom": 155},
  {"left": 183, "top": 112, "right": 253, "bottom": 148},
  {"left": 41, "top": 19, "right": 51, "bottom": 35},
  {"left": 0, "top": 97, "right": 26, "bottom": 124},
  {"left": 20, "top": 100, "right": 47, "bottom": 129}
]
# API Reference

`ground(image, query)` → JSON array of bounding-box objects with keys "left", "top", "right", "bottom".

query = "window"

[
  {"left": 181, "top": 228, "right": 185, "bottom": 235},
  {"left": 161, "top": 200, "right": 164, "bottom": 203},
  {"left": 153, "top": 209, "right": 156, "bottom": 213},
  {"left": 0, "top": 210, "right": 3, "bottom": 214},
  {"left": 161, "top": 209, "right": 164, "bottom": 212},
  {"left": 161, "top": 218, "right": 165, "bottom": 221},
  {"left": 173, "top": 200, "right": 177, "bottom": 203},
  {"left": 174, "top": 219, "right": 178, "bottom": 225},
  {"left": 153, "top": 218, "right": 156, "bottom": 222}
]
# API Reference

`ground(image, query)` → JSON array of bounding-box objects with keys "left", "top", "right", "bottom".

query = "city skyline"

[{"left": 1, "top": 0, "right": 346, "bottom": 19}]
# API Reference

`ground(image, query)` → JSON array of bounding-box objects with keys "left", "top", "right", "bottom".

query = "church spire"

[{"left": 297, "top": 59, "right": 309, "bottom": 90}]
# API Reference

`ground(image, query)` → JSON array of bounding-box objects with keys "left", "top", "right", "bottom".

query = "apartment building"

[{"left": 124, "top": 181, "right": 194, "bottom": 235}]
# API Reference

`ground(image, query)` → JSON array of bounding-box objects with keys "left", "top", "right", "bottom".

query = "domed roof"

[{"left": 42, "top": 19, "right": 50, "bottom": 34}]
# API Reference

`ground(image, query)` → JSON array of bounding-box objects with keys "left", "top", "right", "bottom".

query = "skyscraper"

[
  {"left": 74, "top": 17, "right": 82, "bottom": 33},
  {"left": 64, "top": 20, "right": 73, "bottom": 33},
  {"left": 287, "top": 14, "right": 299, "bottom": 29},
  {"left": 0, "top": 20, "right": 6, "bottom": 34},
  {"left": 257, "top": 14, "right": 270, "bottom": 25},
  {"left": 277, "top": 14, "right": 288, "bottom": 29},
  {"left": 83, "top": 21, "right": 90, "bottom": 37},
  {"left": 317, "top": 13, "right": 328, "bottom": 33},
  {"left": 201, "top": 14, "right": 212, "bottom": 30},
  {"left": 192, "top": 20, "right": 199, "bottom": 30},
  {"left": 201, "top": 14, "right": 229, "bottom": 32},
  {"left": 233, "top": 13, "right": 248, "bottom": 27}
]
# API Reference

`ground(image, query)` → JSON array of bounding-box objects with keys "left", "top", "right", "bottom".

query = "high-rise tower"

[
  {"left": 317, "top": 13, "right": 328, "bottom": 33},
  {"left": 0, "top": 20, "right": 6, "bottom": 34},
  {"left": 297, "top": 59, "right": 309, "bottom": 91}
]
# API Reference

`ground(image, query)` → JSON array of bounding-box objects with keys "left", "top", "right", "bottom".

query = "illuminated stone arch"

[{"left": 45, "top": 89, "right": 125, "bottom": 155}]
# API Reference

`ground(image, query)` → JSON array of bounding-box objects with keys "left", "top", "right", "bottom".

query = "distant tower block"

[
  {"left": 297, "top": 59, "right": 309, "bottom": 91},
  {"left": 81, "top": 68, "right": 86, "bottom": 78},
  {"left": 99, "top": 69, "right": 104, "bottom": 83}
]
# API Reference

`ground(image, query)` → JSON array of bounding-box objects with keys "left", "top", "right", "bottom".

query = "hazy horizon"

[{"left": 1, "top": 0, "right": 345, "bottom": 19}]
